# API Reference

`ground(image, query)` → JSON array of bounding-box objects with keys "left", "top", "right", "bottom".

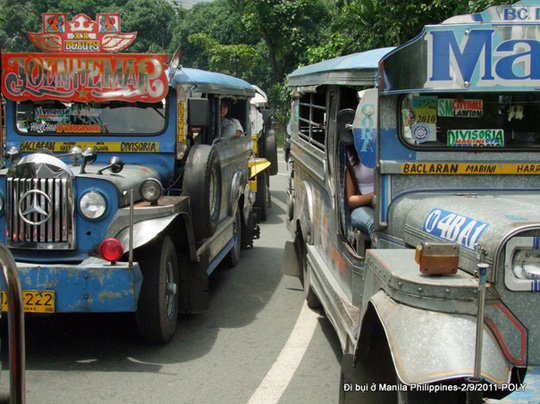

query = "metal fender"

[
  {"left": 297, "top": 180, "right": 314, "bottom": 245},
  {"left": 115, "top": 213, "right": 197, "bottom": 262},
  {"left": 229, "top": 167, "right": 248, "bottom": 215},
  {"left": 116, "top": 214, "right": 179, "bottom": 250},
  {"left": 368, "top": 290, "right": 512, "bottom": 385}
]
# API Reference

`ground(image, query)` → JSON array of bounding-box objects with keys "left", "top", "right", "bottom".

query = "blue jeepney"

[{"left": 0, "top": 12, "right": 263, "bottom": 343}]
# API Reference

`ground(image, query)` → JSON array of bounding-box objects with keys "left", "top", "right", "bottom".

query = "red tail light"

[{"left": 99, "top": 238, "right": 124, "bottom": 263}]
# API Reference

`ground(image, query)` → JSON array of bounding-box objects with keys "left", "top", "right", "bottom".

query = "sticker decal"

[
  {"left": 438, "top": 99, "right": 483, "bottom": 118},
  {"left": 411, "top": 122, "right": 430, "bottom": 143},
  {"left": 423, "top": 208, "right": 489, "bottom": 250},
  {"left": 447, "top": 129, "right": 504, "bottom": 147}
]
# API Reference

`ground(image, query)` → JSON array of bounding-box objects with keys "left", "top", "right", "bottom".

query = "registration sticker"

[{"left": 1, "top": 290, "right": 55, "bottom": 313}]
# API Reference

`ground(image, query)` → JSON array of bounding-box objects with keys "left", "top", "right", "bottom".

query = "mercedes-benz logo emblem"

[{"left": 18, "top": 189, "right": 52, "bottom": 226}]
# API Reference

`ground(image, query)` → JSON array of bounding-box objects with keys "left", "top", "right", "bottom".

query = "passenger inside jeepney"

[
  {"left": 344, "top": 144, "right": 375, "bottom": 239},
  {"left": 220, "top": 99, "right": 243, "bottom": 137}
]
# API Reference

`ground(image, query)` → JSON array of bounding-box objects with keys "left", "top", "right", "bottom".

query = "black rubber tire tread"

[
  {"left": 254, "top": 171, "right": 269, "bottom": 222},
  {"left": 264, "top": 130, "right": 278, "bottom": 176},
  {"left": 182, "top": 144, "right": 222, "bottom": 240},
  {"left": 224, "top": 207, "right": 242, "bottom": 268},
  {"left": 136, "top": 235, "right": 179, "bottom": 344}
]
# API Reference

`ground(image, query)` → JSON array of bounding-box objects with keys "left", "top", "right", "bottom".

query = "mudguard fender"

[
  {"left": 367, "top": 290, "right": 512, "bottom": 385},
  {"left": 116, "top": 212, "right": 197, "bottom": 262}
]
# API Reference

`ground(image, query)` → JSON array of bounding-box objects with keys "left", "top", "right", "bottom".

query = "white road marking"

[
  {"left": 271, "top": 195, "right": 288, "bottom": 213},
  {"left": 247, "top": 301, "right": 320, "bottom": 404}
]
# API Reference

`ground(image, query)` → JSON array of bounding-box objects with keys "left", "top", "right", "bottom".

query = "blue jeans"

[{"left": 350, "top": 206, "right": 374, "bottom": 238}]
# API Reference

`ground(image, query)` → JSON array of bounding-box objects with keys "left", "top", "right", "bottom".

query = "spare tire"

[
  {"left": 182, "top": 144, "right": 222, "bottom": 240},
  {"left": 264, "top": 129, "right": 278, "bottom": 176}
]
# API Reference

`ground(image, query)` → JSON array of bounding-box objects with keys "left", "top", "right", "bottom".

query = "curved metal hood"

[{"left": 387, "top": 192, "right": 540, "bottom": 272}]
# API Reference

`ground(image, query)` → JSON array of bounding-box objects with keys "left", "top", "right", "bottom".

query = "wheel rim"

[
  {"left": 209, "top": 167, "right": 219, "bottom": 220},
  {"left": 165, "top": 256, "right": 177, "bottom": 319},
  {"left": 233, "top": 210, "right": 241, "bottom": 253}
]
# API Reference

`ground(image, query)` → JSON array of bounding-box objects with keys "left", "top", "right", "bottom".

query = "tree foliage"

[
  {"left": 188, "top": 33, "right": 260, "bottom": 80},
  {"left": 169, "top": 0, "right": 251, "bottom": 71},
  {"left": 0, "top": 0, "right": 525, "bottom": 127},
  {"left": 237, "top": 0, "right": 331, "bottom": 82},
  {"left": 305, "top": 0, "right": 520, "bottom": 64}
]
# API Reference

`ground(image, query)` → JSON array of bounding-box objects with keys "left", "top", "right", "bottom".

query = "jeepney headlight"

[
  {"left": 79, "top": 191, "right": 107, "bottom": 220},
  {"left": 512, "top": 249, "right": 540, "bottom": 279},
  {"left": 140, "top": 178, "right": 162, "bottom": 204}
]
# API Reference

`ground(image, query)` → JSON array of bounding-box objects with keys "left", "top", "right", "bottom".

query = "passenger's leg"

[{"left": 350, "top": 206, "right": 374, "bottom": 238}]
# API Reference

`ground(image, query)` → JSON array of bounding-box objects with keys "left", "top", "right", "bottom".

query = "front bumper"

[{"left": 4, "top": 257, "right": 142, "bottom": 313}]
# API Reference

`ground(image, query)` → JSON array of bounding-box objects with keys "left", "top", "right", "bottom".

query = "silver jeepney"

[{"left": 284, "top": 1, "right": 540, "bottom": 403}]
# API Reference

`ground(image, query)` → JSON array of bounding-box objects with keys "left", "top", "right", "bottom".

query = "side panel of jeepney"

[{"left": 291, "top": 87, "right": 356, "bottom": 303}]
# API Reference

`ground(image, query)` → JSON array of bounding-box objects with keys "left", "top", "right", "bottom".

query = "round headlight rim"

[
  {"left": 139, "top": 178, "right": 163, "bottom": 204},
  {"left": 79, "top": 190, "right": 108, "bottom": 220}
]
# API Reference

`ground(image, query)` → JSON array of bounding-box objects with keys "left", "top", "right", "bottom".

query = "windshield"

[
  {"left": 400, "top": 92, "right": 540, "bottom": 149},
  {"left": 16, "top": 99, "right": 167, "bottom": 135}
]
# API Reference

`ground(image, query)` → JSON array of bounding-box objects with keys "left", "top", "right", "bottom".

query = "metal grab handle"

[{"left": 0, "top": 243, "right": 25, "bottom": 404}]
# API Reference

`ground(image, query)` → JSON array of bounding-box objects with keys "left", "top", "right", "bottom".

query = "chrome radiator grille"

[{"left": 6, "top": 178, "right": 74, "bottom": 249}]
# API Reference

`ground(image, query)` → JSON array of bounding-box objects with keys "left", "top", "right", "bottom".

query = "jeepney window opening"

[
  {"left": 298, "top": 90, "right": 326, "bottom": 151},
  {"left": 399, "top": 92, "right": 540, "bottom": 150},
  {"left": 336, "top": 86, "right": 370, "bottom": 245},
  {"left": 15, "top": 99, "right": 167, "bottom": 136},
  {"left": 218, "top": 97, "right": 249, "bottom": 139},
  {"left": 187, "top": 93, "right": 209, "bottom": 145}
]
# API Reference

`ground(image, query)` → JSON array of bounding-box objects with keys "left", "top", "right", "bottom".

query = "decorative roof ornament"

[{"left": 28, "top": 13, "right": 137, "bottom": 52}]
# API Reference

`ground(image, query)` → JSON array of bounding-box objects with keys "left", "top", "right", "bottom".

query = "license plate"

[{"left": 1, "top": 290, "right": 55, "bottom": 313}]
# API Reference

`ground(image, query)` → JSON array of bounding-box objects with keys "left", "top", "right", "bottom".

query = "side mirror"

[
  {"left": 337, "top": 109, "right": 355, "bottom": 145},
  {"left": 188, "top": 98, "right": 210, "bottom": 127},
  {"left": 97, "top": 156, "right": 124, "bottom": 175},
  {"left": 80, "top": 148, "right": 97, "bottom": 174},
  {"left": 5, "top": 147, "right": 21, "bottom": 166}
]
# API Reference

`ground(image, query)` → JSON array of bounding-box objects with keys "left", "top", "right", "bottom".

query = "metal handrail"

[{"left": 0, "top": 243, "right": 25, "bottom": 404}]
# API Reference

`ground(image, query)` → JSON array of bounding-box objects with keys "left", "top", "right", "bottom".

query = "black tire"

[
  {"left": 297, "top": 235, "right": 321, "bottom": 309},
  {"left": 136, "top": 235, "right": 179, "bottom": 344},
  {"left": 264, "top": 130, "right": 278, "bottom": 176},
  {"left": 254, "top": 171, "right": 269, "bottom": 222},
  {"left": 182, "top": 145, "right": 221, "bottom": 240},
  {"left": 225, "top": 207, "right": 242, "bottom": 268}
]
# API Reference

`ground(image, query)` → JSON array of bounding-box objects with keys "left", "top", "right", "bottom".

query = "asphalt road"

[{"left": 0, "top": 151, "right": 342, "bottom": 404}]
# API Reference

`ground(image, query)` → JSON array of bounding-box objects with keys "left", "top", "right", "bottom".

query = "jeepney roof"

[
  {"left": 168, "top": 67, "right": 255, "bottom": 98},
  {"left": 287, "top": 47, "right": 395, "bottom": 88}
]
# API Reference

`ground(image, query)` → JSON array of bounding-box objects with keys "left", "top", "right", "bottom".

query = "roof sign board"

[
  {"left": 29, "top": 13, "right": 136, "bottom": 53},
  {"left": 380, "top": 0, "right": 540, "bottom": 93},
  {"left": 1, "top": 13, "right": 169, "bottom": 103}
]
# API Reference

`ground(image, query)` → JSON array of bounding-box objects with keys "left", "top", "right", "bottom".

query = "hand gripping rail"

[{"left": 0, "top": 243, "right": 25, "bottom": 403}]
